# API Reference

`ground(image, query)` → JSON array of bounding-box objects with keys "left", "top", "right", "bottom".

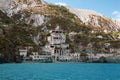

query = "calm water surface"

[{"left": 0, "top": 62, "right": 120, "bottom": 80}]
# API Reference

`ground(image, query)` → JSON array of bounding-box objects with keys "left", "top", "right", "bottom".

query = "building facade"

[
  {"left": 19, "top": 49, "right": 28, "bottom": 57},
  {"left": 43, "top": 26, "right": 71, "bottom": 60}
]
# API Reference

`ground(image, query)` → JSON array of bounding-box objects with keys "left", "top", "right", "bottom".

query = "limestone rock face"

[
  {"left": 68, "top": 7, "right": 120, "bottom": 32},
  {"left": 0, "top": 0, "right": 120, "bottom": 31},
  {"left": 0, "top": 0, "right": 48, "bottom": 27},
  {"left": 0, "top": 0, "right": 46, "bottom": 16}
]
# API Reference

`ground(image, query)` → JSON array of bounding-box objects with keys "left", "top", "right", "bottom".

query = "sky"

[{"left": 44, "top": 0, "right": 120, "bottom": 22}]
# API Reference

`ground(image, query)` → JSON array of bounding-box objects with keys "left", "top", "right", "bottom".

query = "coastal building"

[
  {"left": 30, "top": 52, "right": 41, "bottom": 61},
  {"left": 29, "top": 52, "right": 53, "bottom": 62},
  {"left": 110, "top": 48, "right": 120, "bottom": 54},
  {"left": 88, "top": 53, "right": 113, "bottom": 59},
  {"left": 18, "top": 46, "right": 34, "bottom": 57},
  {"left": 70, "top": 53, "right": 80, "bottom": 61},
  {"left": 19, "top": 48, "right": 28, "bottom": 57},
  {"left": 43, "top": 26, "right": 71, "bottom": 61}
]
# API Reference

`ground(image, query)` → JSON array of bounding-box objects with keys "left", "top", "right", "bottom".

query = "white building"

[
  {"left": 19, "top": 49, "right": 28, "bottom": 57},
  {"left": 30, "top": 52, "right": 52, "bottom": 62},
  {"left": 88, "top": 53, "right": 113, "bottom": 59},
  {"left": 18, "top": 46, "right": 33, "bottom": 57},
  {"left": 30, "top": 52, "right": 41, "bottom": 61},
  {"left": 110, "top": 48, "right": 120, "bottom": 54},
  {"left": 43, "top": 26, "right": 71, "bottom": 60}
]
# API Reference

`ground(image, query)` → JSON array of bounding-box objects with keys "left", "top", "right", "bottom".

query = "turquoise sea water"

[{"left": 0, "top": 62, "right": 120, "bottom": 80}]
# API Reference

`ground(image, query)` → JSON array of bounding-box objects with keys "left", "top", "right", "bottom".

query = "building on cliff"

[{"left": 42, "top": 26, "right": 71, "bottom": 61}]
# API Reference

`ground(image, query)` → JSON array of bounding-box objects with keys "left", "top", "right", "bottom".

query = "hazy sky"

[{"left": 44, "top": 0, "right": 120, "bottom": 21}]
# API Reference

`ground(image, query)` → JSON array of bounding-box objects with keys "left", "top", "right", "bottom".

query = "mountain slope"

[
  {"left": 68, "top": 8, "right": 120, "bottom": 33},
  {"left": 0, "top": 0, "right": 120, "bottom": 45},
  {"left": 1, "top": 0, "right": 120, "bottom": 33},
  {"left": 0, "top": 0, "right": 120, "bottom": 63}
]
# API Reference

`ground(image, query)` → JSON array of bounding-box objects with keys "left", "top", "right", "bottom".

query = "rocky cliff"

[{"left": 0, "top": 0, "right": 120, "bottom": 63}]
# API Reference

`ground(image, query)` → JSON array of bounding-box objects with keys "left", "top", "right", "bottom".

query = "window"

[
  {"left": 51, "top": 46, "right": 54, "bottom": 48},
  {"left": 37, "top": 56, "right": 39, "bottom": 58},
  {"left": 54, "top": 37, "right": 59, "bottom": 39},
  {"left": 34, "top": 56, "right": 36, "bottom": 59}
]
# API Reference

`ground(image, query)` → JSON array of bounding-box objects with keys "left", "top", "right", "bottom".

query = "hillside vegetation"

[{"left": 0, "top": 0, "right": 120, "bottom": 63}]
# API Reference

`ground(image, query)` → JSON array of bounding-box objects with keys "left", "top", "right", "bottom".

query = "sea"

[{"left": 0, "top": 62, "right": 120, "bottom": 80}]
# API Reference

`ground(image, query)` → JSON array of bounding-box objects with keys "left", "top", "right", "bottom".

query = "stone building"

[{"left": 43, "top": 26, "right": 71, "bottom": 60}]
